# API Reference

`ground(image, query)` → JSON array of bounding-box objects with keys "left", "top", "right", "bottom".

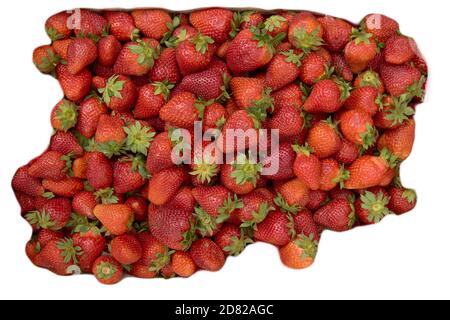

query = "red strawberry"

[
  {"left": 355, "top": 190, "right": 391, "bottom": 225},
  {"left": 317, "top": 16, "right": 352, "bottom": 52},
  {"left": 306, "top": 119, "right": 342, "bottom": 159},
  {"left": 292, "top": 209, "right": 320, "bottom": 240},
  {"left": 74, "top": 9, "right": 107, "bottom": 38},
  {"left": 72, "top": 229, "right": 106, "bottom": 273},
  {"left": 92, "top": 256, "right": 123, "bottom": 285},
  {"left": 293, "top": 144, "right": 321, "bottom": 190},
  {"left": 220, "top": 155, "right": 263, "bottom": 195},
  {"left": 192, "top": 186, "right": 241, "bottom": 219},
  {"left": 146, "top": 132, "right": 175, "bottom": 175},
  {"left": 131, "top": 9, "right": 172, "bottom": 40},
  {"left": 190, "top": 238, "right": 225, "bottom": 272},
  {"left": 114, "top": 39, "right": 160, "bottom": 76},
  {"left": 52, "top": 39, "right": 72, "bottom": 61},
  {"left": 159, "top": 91, "right": 199, "bottom": 128},
  {"left": 306, "top": 190, "right": 328, "bottom": 211},
  {"left": 230, "top": 77, "right": 268, "bottom": 109},
  {"left": 67, "top": 38, "right": 97, "bottom": 75},
  {"left": 377, "top": 119, "right": 415, "bottom": 160},
  {"left": 15, "top": 192, "right": 36, "bottom": 213},
  {"left": 149, "top": 47, "right": 181, "bottom": 83},
  {"left": 93, "top": 204, "right": 133, "bottom": 235},
  {"left": 319, "top": 158, "right": 346, "bottom": 191},
  {"left": 275, "top": 178, "right": 310, "bottom": 214},
  {"left": 50, "top": 131, "right": 83, "bottom": 157},
  {"left": 42, "top": 178, "right": 84, "bottom": 197},
  {"left": 37, "top": 229, "right": 64, "bottom": 247},
  {"left": 279, "top": 235, "right": 317, "bottom": 269},
  {"left": 384, "top": 35, "right": 416, "bottom": 65},
  {"left": 25, "top": 197, "right": 71, "bottom": 231},
  {"left": 45, "top": 11, "right": 72, "bottom": 41},
  {"left": 172, "top": 251, "right": 197, "bottom": 277},
  {"left": 111, "top": 233, "right": 142, "bottom": 265},
  {"left": 134, "top": 81, "right": 173, "bottom": 119},
  {"left": 104, "top": 11, "right": 139, "bottom": 41},
  {"left": 303, "top": 79, "right": 349, "bottom": 113},
  {"left": 72, "top": 191, "right": 97, "bottom": 219},
  {"left": 98, "top": 75, "right": 137, "bottom": 112},
  {"left": 56, "top": 64, "right": 92, "bottom": 102},
  {"left": 125, "top": 196, "right": 148, "bottom": 222},
  {"left": 254, "top": 210, "right": 291, "bottom": 246},
  {"left": 214, "top": 224, "right": 251, "bottom": 256},
  {"left": 235, "top": 192, "right": 272, "bottom": 225},
  {"left": 373, "top": 94, "right": 414, "bottom": 129},
  {"left": 354, "top": 69, "right": 384, "bottom": 93},
  {"left": 339, "top": 109, "right": 377, "bottom": 149},
  {"left": 266, "top": 50, "right": 302, "bottom": 90},
  {"left": 388, "top": 187, "right": 417, "bottom": 215},
  {"left": 97, "top": 35, "right": 121, "bottom": 67},
  {"left": 344, "top": 153, "right": 392, "bottom": 189},
  {"left": 86, "top": 152, "right": 113, "bottom": 190},
  {"left": 344, "top": 86, "right": 381, "bottom": 116},
  {"left": 76, "top": 97, "right": 108, "bottom": 138},
  {"left": 12, "top": 166, "right": 45, "bottom": 197},
  {"left": 148, "top": 167, "right": 186, "bottom": 205},
  {"left": 239, "top": 11, "right": 265, "bottom": 30},
  {"left": 335, "top": 139, "right": 360, "bottom": 164},
  {"left": 203, "top": 102, "right": 227, "bottom": 131},
  {"left": 313, "top": 198, "right": 356, "bottom": 232},
  {"left": 36, "top": 238, "right": 82, "bottom": 275},
  {"left": 288, "top": 12, "right": 324, "bottom": 52},
  {"left": 135, "top": 232, "right": 171, "bottom": 273},
  {"left": 380, "top": 63, "right": 424, "bottom": 98},
  {"left": 95, "top": 114, "right": 126, "bottom": 146},
  {"left": 190, "top": 8, "right": 234, "bottom": 44},
  {"left": 176, "top": 33, "right": 216, "bottom": 75},
  {"left": 363, "top": 14, "right": 399, "bottom": 43},
  {"left": 269, "top": 105, "right": 304, "bottom": 141},
  {"left": 28, "top": 151, "right": 68, "bottom": 181},
  {"left": 33, "top": 45, "right": 60, "bottom": 74},
  {"left": 344, "top": 28, "right": 378, "bottom": 73},
  {"left": 298, "top": 52, "right": 329, "bottom": 85},
  {"left": 331, "top": 53, "right": 353, "bottom": 82},
  {"left": 113, "top": 158, "right": 146, "bottom": 194},
  {"left": 178, "top": 68, "right": 226, "bottom": 100},
  {"left": 264, "top": 13, "right": 291, "bottom": 37},
  {"left": 264, "top": 142, "right": 296, "bottom": 181}
]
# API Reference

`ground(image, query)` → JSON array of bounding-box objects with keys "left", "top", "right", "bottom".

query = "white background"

[{"left": 0, "top": 0, "right": 448, "bottom": 300}]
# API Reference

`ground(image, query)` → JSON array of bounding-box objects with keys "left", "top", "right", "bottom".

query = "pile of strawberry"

[{"left": 12, "top": 8, "right": 427, "bottom": 284}]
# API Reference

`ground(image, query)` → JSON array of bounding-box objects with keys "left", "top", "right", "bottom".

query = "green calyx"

[
  {"left": 215, "top": 115, "right": 227, "bottom": 130},
  {"left": 292, "top": 142, "right": 314, "bottom": 156},
  {"left": 359, "top": 70, "right": 382, "bottom": 89},
  {"left": 347, "top": 199, "right": 357, "bottom": 229},
  {"left": 351, "top": 27, "right": 373, "bottom": 45},
  {"left": 152, "top": 80, "right": 175, "bottom": 101},
  {"left": 229, "top": 10, "right": 254, "bottom": 38},
  {"left": 292, "top": 26, "right": 324, "bottom": 53},
  {"left": 402, "top": 189, "right": 417, "bottom": 203},
  {"left": 194, "top": 206, "right": 219, "bottom": 237},
  {"left": 67, "top": 212, "right": 101, "bottom": 236},
  {"left": 98, "top": 75, "right": 125, "bottom": 106},
  {"left": 217, "top": 194, "right": 244, "bottom": 223},
  {"left": 240, "top": 202, "right": 274, "bottom": 230},
  {"left": 274, "top": 194, "right": 300, "bottom": 214},
  {"left": 231, "top": 153, "right": 263, "bottom": 187},
  {"left": 385, "top": 93, "right": 415, "bottom": 126},
  {"left": 407, "top": 75, "right": 427, "bottom": 101},
  {"left": 295, "top": 233, "right": 319, "bottom": 260},
  {"left": 55, "top": 100, "right": 78, "bottom": 132},
  {"left": 121, "top": 154, "right": 151, "bottom": 179},
  {"left": 334, "top": 77, "right": 353, "bottom": 101},
  {"left": 95, "top": 261, "right": 118, "bottom": 280},
  {"left": 194, "top": 98, "right": 215, "bottom": 120},
  {"left": 45, "top": 27, "right": 64, "bottom": 42},
  {"left": 181, "top": 218, "right": 198, "bottom": 251},
  {"left": 247, "top": 88, "right": 274, "bottom": 129},
  {"left": 164, "top": 28, "right": 188, "bottom": 48},
  {"left": 36, "top": 48, "right": 60, "bottom": 74},
  {"left": 223, "top": 233, "right": 254, "bottom": 257},
  {"left": 97, "top": 140, "right": 126, "bottom": 159},
  {"left": 332, "top": 165, "right": 350, "bottom": 189},
  {"left": 129, "top": 39, "right": 160, "bottom": 68},
  {"left": 281, "top": 49, "right": 304, "bottom": 67},
  {"left": 360, "top": 123, "right": 377, "bottom": 150},
  {"left": 123, "top": 121, "right": 155, "bottom": 156},
  {"left": 217, "top": 73, "right": 232, "bottom": 104},
  {"left": 60, "top": 152, "right": 75, "bottom": 177},
  {"left": 73, "top": 131, "right": 97, "bottom": 152},
  {"left": 379, "top": 148, "right": 400, "bottom": 169},
  {"left": 42, "top": 191, "right": 55, "bottom": 199},
  {"left": 191, "top": 33, "right": 215, "bottom": 54},
  {"left": 250, "top": 26, "right": 286, "bottom": 54},
  {"left": 264, "top": 15, "right": 287, "bottom": 32},
  {"left": 57, "top": 238, "right": 83, "bottom": 264},
  {"left": 361, "top": 191, "right": 391, "bottom": 223},
  {"left": 161, "top": 15, "right": 181, "bottom": 44},
  {"left": 25, "top": 210, "right": 57, "bottom": 230},
  {"left": 94, "top": 187, "right": 119, "bottom": 204},
  {"left": 149, "top": 247, "right": 174, "bottom": 273},
  {"left": 190, "top": 160, "right": 219, "bottom": 184}
]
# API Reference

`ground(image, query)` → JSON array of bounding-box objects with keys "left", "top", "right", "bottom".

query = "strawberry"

[
  {"left": 214, "top": 224, "right": 252, "bottom": 256},
  {"left": 125, "top": 196, "right": 148, "bottom": 222},
  {"left": 331, "top": 53, "right": 353, "bottom": 82},
  {"left": 190, "top": 8, "right": 234, "bottom": 44},
  {"left": 292, "top": 144, "right": 321, "bottom": 190},
  {"left": 203, "top": 102, "right": 227, "bottom": 131},
  {"left": 288, "top": 12, "right": 323, "bottom": 52},
  {"left": 28, "top": 151, "right": 68, "bottom": 181},
  {"left": 94, "top": 114, "right": 126, "bottom": 153},
  {"left": 298, "top": 52, "right": 329, "bottom": 85},
  {"left": 388, "top": 187, "right": 417, "bottom": 215},
  {"left": 36, "top": 238, "right": 82, "bottom": 275},
  {"left": 72, "top": 228, "right": 106, "bottom": 273},
  {"left": 159, "top": 91, "right": 199, "bottom": 128},
  {"left": 265, "top": 50, "right": 302, "bottom": 90},
  {"left": 190, "top": 238, "right": 225, "bottom": 272},
  {"left": 227, "top": 27, "right": 284, "bottom": 74},
  {"left": 76, "top": 97, "right": 108, "bottom": 138},
  {"left": 230, "top": 77, "right": 268, "bottom": 109},
  {"left": 42, "top": 178, "right": 84, "bottom": 197},
  {"left": 98, "top": 75, "right": 137, "bottom": 112},
  {"left": 377, "top": 119, "right": 415, "bottom": 160},
  {"left": 264, "top": 142, "right": 296, "bottom": 181},
  {"left": 97, "top": 35, "right": 121, "bottom": 67},
  {"left": 12, "top": 166, "right": 45, "bottom": 197},
  {"left": 275, "top": 178, "right": 310, "bottom": 214},
  {"left": 176, "top": 33, "right": 216, "bottom": 75},
  {"left": 384, "top": 35, "right": 416, "bottom": 65},
  {"left": 354, "top": 69, "right": 384, "bottom": 93},
  {"left": 178, "top": 68, "right": 226, "bottom": 100},
  {"left": 292, "top": 209, "right": 320, "bottom": 240},
  {"left": 86, "top": 152, "right": 113, "bottom": 190},
  {"left": 113, "top": 157, "right": 147, "bottom": 194},
  {"left": 131, "top": 9, "right": 172, "bottom": 40},
  {"left": 114, "top": 39, "right": 160, "bottom": 76},
  {"left": 56, "top": 64, "right": 92, "bottom": 102},
  {"left": 37, "top": 229, "right": 64, "bottom": 247},
  {"left": 172, "top": 251, "right": 197, "bottom": 277},
  {"left": 272, "top": 83, "right": 304, "bottom": 112},
  {"left": 317, "top": 16, "right": 352, "bottom": 52},
  {"left": 320, "top": 158, "right": 348, "bottom": 191},
  {"left": 236, "top": 192, "right": 273, "bottom": 225},
  {"left": 303, "top": 79, "right": 350, "bottom": 113},
  {"left": 254, "top": 210, "right": 292, "bottom": 246},
  {"left": 92, "top": 256, "right": 123, "bottom": 285},
  {"left": 380, "top": 63, "right": 424, "bottom": 98},
  {"left": 374, "top": 94, "right": 415, "bottom": 129},
  {"left": 306, "top": 119, "right": 342, "bottom": 158},
  {"left": 67, "top": 38, "right": 98, "bottom": 75},
  {"left": 344, "top": 86, "right": 382, "bottom": 116},
  {"left": 111, "top": 233, "right": 142, "bottom": 265},
  {"left": 52, "top": 39, "right": 72, "bottom": 61},
  {"left": 344, "top": 28, "right": 378, "bottom": 73},
  {"left": 146, "top": 132, "right": 175, "bottom": 175},
  {"left": 45, "top": 11, "right": 72, "bottom": 41},
  {"left": 220, "top": 154, "right": 263, "bottom": 195},
  {"left": 50, "top": 99, "right": 78, "bottom": 132},
  {"left": 148, "top": 167, "right": 186, "bottom": 205},
  {"left": 72, "top": 191, "right": 97, "bottom": 219},
  {"left": 313, "top": 198, "right": 356, "bottom": 231},
  {"left": 306, "top": 190, "right": 328, "bottom": 211},
  {"left": 192, "top": 186, "right": 242, "bottom": 220},
  {"left": 50, "top": 131, "right": 83, "bottom": 157},
  {"left": 134, "top": 81, "right": 173, "bottom": 119},
  {"left": 344, "top": 153, "right": 393, "bottom": 190},
  {"left": 25, "top": 197, "right": 71, "bottom": 231},
  {"left": 269, "top": 105, "right": 304, "bottom": 140},
  {"left": 149, "top": 47, "right": 181, "bottom": 83},
  {"left": 264, "top": 13, "right": 290, "bottom": 37},
  {"left": 74, "top": 9, "right": 107, "bottom": 38},
  {"left": 104, "top": 11, "right": 139, "bottom": 41},
  {"left": 93, "top": 204, "right": 133, "bottom": 235},
  {"left": 135, "top": 232, "right": 170, "bottom": 273},
  {"left": 33, "top": 45, "right": 60, "bottom": 74},
  {"left": 339, "top": 109, "right": 377, "bottom": 149},
  {"left": 363, "top": 14, "right": 399, "bottom": 43},
  {"left": 355, "top": 190, "right": 391, "bottom": 225},
  {"left": 279, "top": 235, "right": 318, "bottom": 269},
  {"left": 335, "top": 139, "right": 360, "bottom": 164},
  {"left": 15, "top": 192, "right": 36, "bottom": 213}
]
